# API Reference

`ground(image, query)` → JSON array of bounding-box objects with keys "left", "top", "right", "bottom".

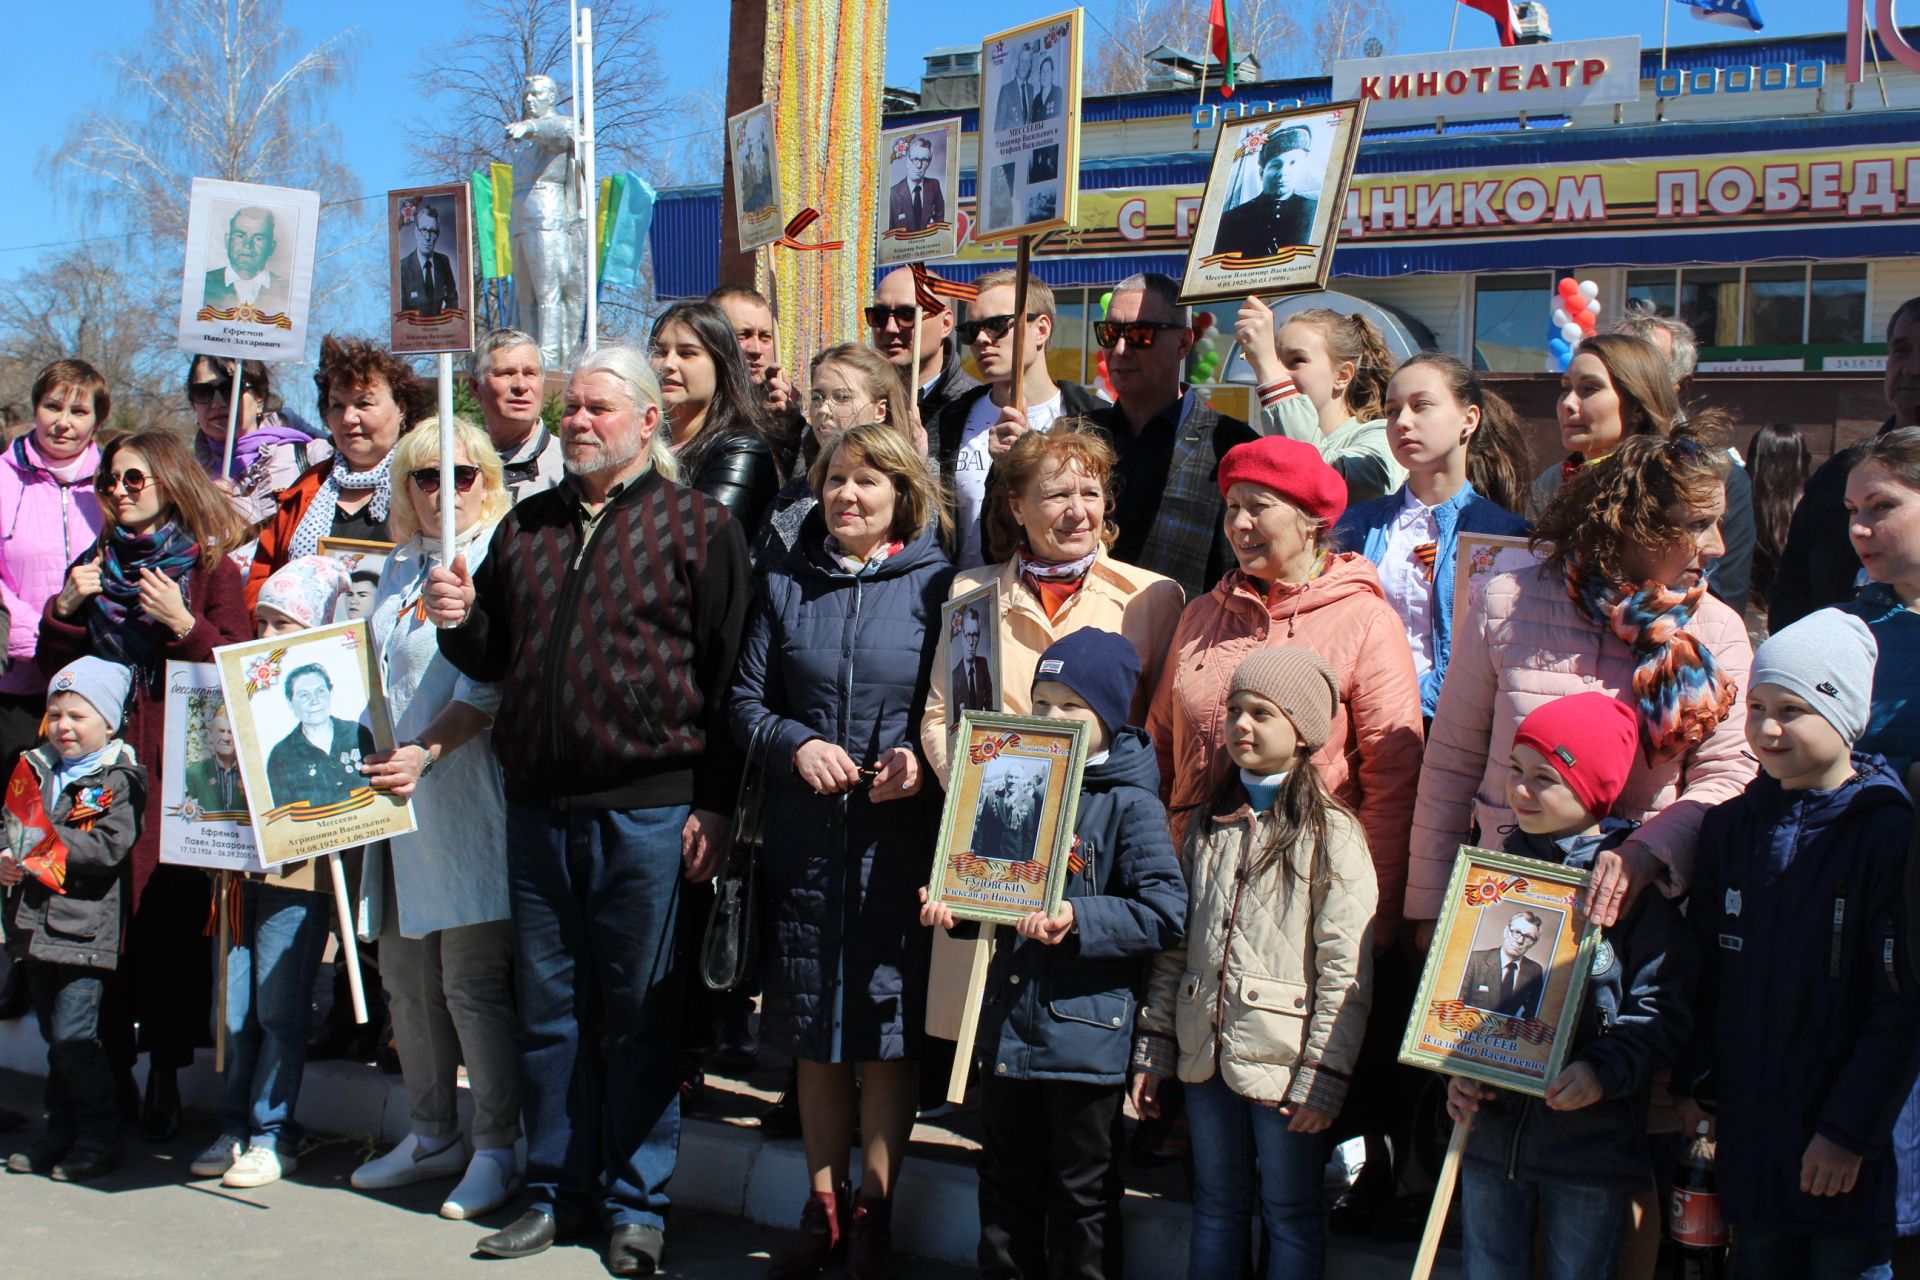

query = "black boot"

[
  {"left": 141, "top": 1068, "right": 181, "bottom": 1143},
  {"left": 50, "top": 1140, "right": 124, "bottom": 1183}
]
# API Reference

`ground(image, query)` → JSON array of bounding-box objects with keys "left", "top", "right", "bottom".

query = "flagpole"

[
  {"left": 1448, "top": 0, "right": 1461, "bottom": 52},
  {"left": 1661, "top": 0, "right": 1671, "bottom": 72}
]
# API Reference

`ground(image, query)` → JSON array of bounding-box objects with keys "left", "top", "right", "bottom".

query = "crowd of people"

[{"left": 0, "top": 272, "right": 1917, "bottom": 1280}]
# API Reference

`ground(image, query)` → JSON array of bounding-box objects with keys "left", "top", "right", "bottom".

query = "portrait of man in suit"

[
  {"left": 950, "top": 607, "right": 994, "bottom": 719},
  {"left": 1031, "top": 54, "right": 1062, "bottom": 122},
  {"left": 201, "top": 206, "right": 291, "bottom": 320},
  {"left": 1212, "top": 125, "right": 1320, "bottom": 263},
  {"left": 993, "top": 41, "right": 1037, "bottom": 134},
  {"left": 399, "top": 201, "right": 459, "bottom": 317},
  {"left": 888, "top": 135, "right": 945, "bottom": 234},
  {"left": 1458, "top": 909, "right": 1549, "bottom": 1019}
]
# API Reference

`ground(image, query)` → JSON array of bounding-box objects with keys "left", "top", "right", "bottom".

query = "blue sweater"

[
  {"left": 1679, "top": 756, "right": 1920, "bottom": 1237},
  {"left": 1334, "top": 481, "right": 1528, "bottom": 717}
]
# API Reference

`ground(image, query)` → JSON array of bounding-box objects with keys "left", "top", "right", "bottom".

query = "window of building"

[
  {"left": 1744, "top": 266, "right": 1807, "bottom": 348},
  {"left": 1625, "top": 270, "right": 1677, "bottom": 317},
  {"left": 1809, "top": 264, "right": 1868, "bottom": 344},
  {"left": 1472, "top": 273, "right": 1553, "bottom": 372},
  {"left": 1679, "top": 268, "right": 1742, "bottom": 346},
  {"left": 1627, "top": 264, "right": 1867, "bottom": 347}
]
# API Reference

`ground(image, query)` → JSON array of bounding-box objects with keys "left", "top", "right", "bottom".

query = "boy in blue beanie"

[
  {"left": 921, "top": 627, "right": 1186, "bottom": 1279},
  {"left": 1, "top": 657, "right": 145, "bottom": 1183},
  {"left": 1679, "top": 609, "right": 1920, "bottom": 1278}
]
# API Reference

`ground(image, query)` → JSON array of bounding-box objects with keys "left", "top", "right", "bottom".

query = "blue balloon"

[{"left": 1547, "top": 337, "right": 1571, "bottom": 357}]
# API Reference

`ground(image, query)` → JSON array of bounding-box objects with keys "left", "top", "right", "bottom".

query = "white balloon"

[
  {"left": 1560, "top": 322, "right": 1583, "bottom": 343},
  {"left": 1552, "top": 308, "right": 1571, "bottom": 328},
  {"left": 1578, "top": 280, "right": 1599, "bottom": 299},
  {"left": 1587, "top": 300, "right": 1603, "bottom": 318}
]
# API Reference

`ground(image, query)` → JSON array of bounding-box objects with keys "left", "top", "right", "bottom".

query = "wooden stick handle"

[
  {"left": 327, "top": 853, "right": 368, "bottom": 1025},
  {"left": 945, "top": 923, "right": 997, "bottom": 1104},
  {"left": 214, "top": 871, "right": 231, "bottom": 1073},
  {"left": 1412, "top": 1117, "right": 1471, "bottom": 1280},
  {"left": 1008, "top": 238, "right": 1032, "bottom": 415}
]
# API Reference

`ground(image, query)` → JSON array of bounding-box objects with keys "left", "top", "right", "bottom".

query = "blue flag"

[{"left": 1674, "top": 0, "right": 1764, "bottom": 31}]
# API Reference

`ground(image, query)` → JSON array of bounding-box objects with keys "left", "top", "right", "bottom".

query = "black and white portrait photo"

[
  {"left": 387, "top": 182, "right": 474, "bottom": 355},
  {"left": 265, "top": 661, "right": 376, "bottom": 813},
  {"left": 728, "top": 102, "right": 784, "bottom": 251},
  {"left": 1457, "top": 905, "right": 1563, "bottom": 1020},
  {"left": 944, "top": 585, "right": 1000, "bottom": 728},
  {"left": 969, "top": 755, "right": 1049, "bottom": 864},
  {"left": 977, "top": 13, "right": 1082, "bottom": 240},
  {"left": 876, "top": 119, "right": 961, "bottom": 266}
]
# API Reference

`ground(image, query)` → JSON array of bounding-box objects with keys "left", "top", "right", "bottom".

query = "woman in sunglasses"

[
  {"left": 246, "top": 336, "right": 433, "bottom": 609},
  {"left": 345, "top": 417, "right": 523, "bottom": 1222},
  {"left": 39, "top": 428, "right": 253, "bottom": 1141},
  {"left": 649, "top": 301, "right": 780, "bottom": 533},
  {"left": 186, "top": 355, "right": 330, "bottom": 525}
]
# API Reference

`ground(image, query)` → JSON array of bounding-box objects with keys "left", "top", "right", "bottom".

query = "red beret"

[
  {"left": 1216, "top": 436, "right": 1348, "bottom": 526},
  {"left": 1512, "top": 692, "right": 1641, "bottom": 820}
]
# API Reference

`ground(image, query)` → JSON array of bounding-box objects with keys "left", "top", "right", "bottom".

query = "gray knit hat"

[
  {"left": 1751, "top": 609, "right": 1878, "bottom": 745},
  {"left": 47, "top": 657, "right": 133, "bottom": 734},
  {"left": 1229, "top": 646, "right": 1341, "bottom": 751}
]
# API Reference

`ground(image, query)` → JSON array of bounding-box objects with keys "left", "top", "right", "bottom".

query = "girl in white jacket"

[{"left": 1132, "top": 646, "right": 1377, "bottom": 1280}]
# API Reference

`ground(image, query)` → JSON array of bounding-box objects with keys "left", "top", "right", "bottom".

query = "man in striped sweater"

[{"left": 430, "top": 345, "right": 750, "bottom": 1275}]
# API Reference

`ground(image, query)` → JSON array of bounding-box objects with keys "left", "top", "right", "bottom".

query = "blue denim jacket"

[{"left": 1334, "top": 481, "right": 1528, "bottom": 717}]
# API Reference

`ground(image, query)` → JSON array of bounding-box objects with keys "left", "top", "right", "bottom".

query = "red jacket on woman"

[{"left": 244, "top": 461, "right": 329, "bottom": 612}]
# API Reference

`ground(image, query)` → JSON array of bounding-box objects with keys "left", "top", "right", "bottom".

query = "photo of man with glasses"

[
  {"left": 1458, "top": 909, "right": 1551, "bottom": 1019},
  {"left": 887, "top": 135, "right": 946, "bottom": 236}
]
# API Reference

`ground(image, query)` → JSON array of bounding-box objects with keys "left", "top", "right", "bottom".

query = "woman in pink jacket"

[
  {"left": 1408, "top": 432, "right": 1756, "bottom": 936},
  {"left": 1149, "top": 435, "right": 1424, "bottom": 941}
]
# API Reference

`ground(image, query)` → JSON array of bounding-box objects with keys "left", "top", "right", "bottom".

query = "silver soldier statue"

[{"left": 505, "top": 74, "right": 587, "bottom": 368}]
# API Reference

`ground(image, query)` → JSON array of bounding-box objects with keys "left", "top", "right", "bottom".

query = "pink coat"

[
  {"left": 0, "top": 434, "right": 103, "bottom": 695},
  {"left": 1148, "top": 552, "right": 1425, "bottom": 942},
  {"left": 1406, "top": 566, "right": 1756, "bottom": 921}
]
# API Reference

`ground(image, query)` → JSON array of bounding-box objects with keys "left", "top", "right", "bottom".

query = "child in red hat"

[{"left": 1445, "top": 691, "right": 1700, "bottom": 1278}]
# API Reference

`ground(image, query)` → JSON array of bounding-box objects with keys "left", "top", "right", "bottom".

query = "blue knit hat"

[
  {"left": 1033, "top": 629, "right": 1140, "bottom": 738},
  {"left": 47, "top": 657, "right": 133, "bottom": 733}
]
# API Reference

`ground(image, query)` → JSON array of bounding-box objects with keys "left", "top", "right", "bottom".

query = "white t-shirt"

[
  {"left": 954, "top": 390, "right": 1065, "bottom": 569},
  {"left": 1379, "top": 487, "right": 1441, "bottom": 683}
]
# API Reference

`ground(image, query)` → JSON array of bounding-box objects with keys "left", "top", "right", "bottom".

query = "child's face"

[
  {"left": 1031, "top": 680, "right": 1109, "bottom": 756},
  {"left": 1506, "top": 743, "right": 1597, "bottom": 837},
  {"left": 1225, "top": 690, "right": 1300, "bottom": 774},
  {"left": 45, "top": 692, "right": 110, "bottom": 760},
  {"left": 256, "top": 607, "right": 305, "bottom": 638},
  {"left": 1746, "top": 681, "right": 1852, "bottom": 790}
]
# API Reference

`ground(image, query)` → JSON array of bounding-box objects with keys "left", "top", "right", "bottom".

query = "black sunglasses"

[
  {"left": 956, "top": 312, "right": 1038, "bottom": 344},
  {"left": 187, "top": 380, "right": 232, "bottom": 406},
  {"left": 1094, "top": 320, "right": 1186, "bottom": 350},
  {"left": 409, "top": 465, "right": 481, "bottom": 494},
  {"left": 864, "top": 305, "right": 917, "bottom": 330},
  {"left": 95, "top": 469, "right": 151, "bottom": 497}
]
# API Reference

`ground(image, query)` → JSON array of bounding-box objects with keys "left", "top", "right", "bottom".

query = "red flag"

[
  {"left": 1460, "top": 0, "right": 1518, "bottom": 47},
  {"left": 1208, "top": 0, "right": 1236, "bottom": 97}
]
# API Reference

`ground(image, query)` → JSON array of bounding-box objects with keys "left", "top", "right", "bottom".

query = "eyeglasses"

[
  {"left": 409, "top": 465, "right": 481, "bottom": 494},
  {"left": 1094, "top": 320, "right": 1186, "bottom": 350},
  {"left": 1505, "top": 927, "right": 1541, "bottom": 944},
  {"left": 864, "top": 305, "right": 918, "bottom": 331},
  {"left": 956, "top": 313, "right": 1038, "bottom": 344},
  {"left": 95, "top": 469, "right": 151, "bottom": 497},
  {"left": 187, "top": 380, "right": 233, "bottom": 407}
]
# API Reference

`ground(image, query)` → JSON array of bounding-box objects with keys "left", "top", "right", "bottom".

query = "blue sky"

[{"left": 0, "top": 0, "right": 1838, "bottom": 280}]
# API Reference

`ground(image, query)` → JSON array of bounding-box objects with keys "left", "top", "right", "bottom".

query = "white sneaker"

[
  {"left": 189, "top": 1136, "right": 244, "bottom": 1179},
  {"left": 350, "top": 1132, "right": 468, "bottom": 1191},
  {"left": 222, "top": 1145, "right": 294, "bottom": 1188},
  {"left": 440, "top": 1152, "right": 523, "bottom": 1220}
]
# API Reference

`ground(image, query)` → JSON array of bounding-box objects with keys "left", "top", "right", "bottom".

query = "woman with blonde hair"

[
  {"left": 347, "top": 418, "right": 523, "bottom": 1221},
  {"left": 730, "top": 421, "right": 953, "bottom": 1280}
]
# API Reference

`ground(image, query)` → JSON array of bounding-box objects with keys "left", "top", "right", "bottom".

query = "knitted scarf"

[
  {"left": 1015, "top": 545, "right": 1098, "bottom": 622},
  {"left": 86, "top": 520, "right": 202, "bottom": 683},
  {"left": 1567, "top": 564, "right": 1736, "bottom": 763},
  {"left": 288, "top": 450, "right": 395, "bottom": 561}
]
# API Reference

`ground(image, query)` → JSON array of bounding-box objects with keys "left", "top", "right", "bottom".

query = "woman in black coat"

[
  {"left": 650, "top": 300, "right": 780, "bottom": 531},
  {"left": 730, "top": 422, "right": 954, "bottom": 1280}
]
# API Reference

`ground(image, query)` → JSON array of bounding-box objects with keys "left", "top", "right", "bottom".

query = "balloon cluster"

[
  {"left": 1188, "top": 311, "right": 1223, "bottom": 383},
  {"left": 1546, "top": 278, "right": 1602, "bottom": 372}
]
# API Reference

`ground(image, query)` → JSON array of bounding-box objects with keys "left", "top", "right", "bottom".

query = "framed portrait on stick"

[
  {"left": 176, "top": 177, "right": 321, "bottom": 362},
  {"left": 316, "top": 536, "right": 395, "bottom": 625},
  {"left": 213, "top": 621, "right": 415, "bottom": 867},
  {"left": 386, "top": 183, "right": 474, "bottom": 355},
  {"left": 876, "top": 118, "right": 961, "bottom": 268},
  {"left": 976, "top": 9, "right": 1083, "bottom": 243},
  {"left": 727, "top": 102, "right": 783, "bottom": 251},
  {"left": 941, "top": 583, "right": 1002, "bottom": 731},
  {"left": 1179, "top": 100, "right": 1368, "bottom": 304}
]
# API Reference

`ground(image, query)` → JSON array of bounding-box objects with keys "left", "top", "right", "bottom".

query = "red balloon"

[
  {"left": 1577, "top": 314, "right": 1597, "bottom": 334},
  {"left": 1558, "top": 278, "right": 1581, "bottom": 298},
  {"left": 1193, "top": 312, "right": 1215, "bottom": 333}
]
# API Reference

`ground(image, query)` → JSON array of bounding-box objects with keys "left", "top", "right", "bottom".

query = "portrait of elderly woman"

[{"left": 265, "top": 662, "right": 376, "bottom": 810}]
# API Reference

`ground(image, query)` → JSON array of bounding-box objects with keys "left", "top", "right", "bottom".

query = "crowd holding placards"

[{"left": 0, "top": 278, "right": 1918, "bottom": 1280}]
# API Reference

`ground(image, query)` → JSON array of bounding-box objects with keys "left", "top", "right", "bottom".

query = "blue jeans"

[
  {"left": 218, "top": 881, "right": 327, "bottom": 1150},
  {"left": 507, "top": 802, "right": 687, "bottom": 1230},
  {"left": 1460, "top": 1166, "right": 1630, "bottom": 1280},
  {"left": 1184, "top": 1074, "right": 1327, "bottom": 1279},
  {"left": 28, "top": 962, "right": 114, "bottom": 1146},
  {"left": 1735, "top": 1229, "right": 1893, "bottom": 1280}
]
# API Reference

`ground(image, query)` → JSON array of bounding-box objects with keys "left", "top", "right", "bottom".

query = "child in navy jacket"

[
  {"left": 1678, "top": 610, "right": 1920, "bottom": 1279},
  {"left": 922, "top": 628, "right": 1186, "bottom": 1280}
]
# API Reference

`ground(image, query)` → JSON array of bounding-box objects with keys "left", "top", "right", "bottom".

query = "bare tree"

[
  {"left": 1088, "top": 0, "right": 1392, "bottom": 90},
  {"left": 1311, "top": 0, "right": 1399, "bottom": 72},
  {"left": 411, "top": 0, "right": 670, "bottom": 183},
  {"left": 0, "top": 247, "right": 184, "bottom": 431}
]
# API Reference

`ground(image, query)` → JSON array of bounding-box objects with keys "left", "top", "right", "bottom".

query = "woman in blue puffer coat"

[{"left": 729, "top": 421, "right": 954, "bottom": 1280}]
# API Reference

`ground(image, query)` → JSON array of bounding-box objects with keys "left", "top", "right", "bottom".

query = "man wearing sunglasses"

[
  {"left": 470, "top": 328, "right": 564, "bottom": 506},
  {"left": 932, "top": 269, "right": 1100, "bottom": 569},
  {"left": 867, "top": 268, "right": 978, "bottom": 433},
  {"left": 1083, "top": 274, "right": 1256, "bottom": 600}
]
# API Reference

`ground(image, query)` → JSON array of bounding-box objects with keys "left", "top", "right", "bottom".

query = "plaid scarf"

[
  {"left": 1567, "top": 562, "right": 1736, "bottom": 763},
  {"left": 85, "top": 520, "right": 200, "bottom": 687}
]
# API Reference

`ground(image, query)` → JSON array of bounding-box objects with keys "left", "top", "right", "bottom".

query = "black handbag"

[{"left": 701, "top": 718, "right": 774, "bottom": 992}]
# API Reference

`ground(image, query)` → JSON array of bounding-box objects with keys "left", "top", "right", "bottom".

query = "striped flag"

[
  {"left": 910, "top": 262, "right": 979, "bottom": 315},
  {"left": 1675, "top": 0, "right": 1764, "bottom": 31},
  {"left": 1208, "top": 0, "right": 1236, "bottom": 97}
]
